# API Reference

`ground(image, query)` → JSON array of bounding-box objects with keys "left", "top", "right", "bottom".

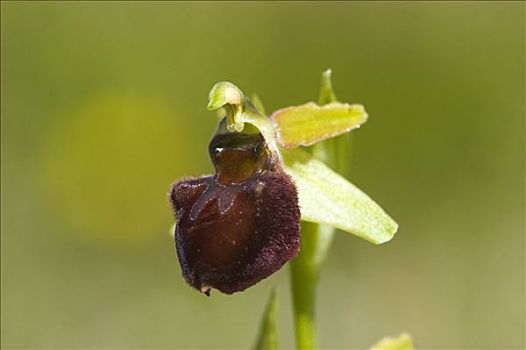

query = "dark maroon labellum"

[{"left": 169, "top": 128, "right": 300, "bottom": 295}]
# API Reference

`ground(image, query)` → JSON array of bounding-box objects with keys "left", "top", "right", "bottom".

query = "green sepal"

[
  {"left": 318, "top": 69, "right": 338, "bottom": 105},
  {"left": 282, "top": 147, "right": 398, "bottom": 245}
]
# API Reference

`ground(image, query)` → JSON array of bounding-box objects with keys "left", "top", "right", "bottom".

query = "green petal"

[
  {"left": 252, "top": 290, "right": 278, "bottom": 350},
  {"left": 282, "top": 148, "right": 398, "bottom": 245},
  {"left": 369, "top": 333, "right": 414, "bottom": 350},
  {"left": 271, "top": 102, "right": 368, "bottom": 149}
]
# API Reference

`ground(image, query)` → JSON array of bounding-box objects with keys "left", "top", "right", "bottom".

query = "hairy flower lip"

[
  {"left": 169, "top": 130, "right": 300, "bottom": 295},
  {"left": 170, "top": 170, "right": 300, "bottom": 295}
]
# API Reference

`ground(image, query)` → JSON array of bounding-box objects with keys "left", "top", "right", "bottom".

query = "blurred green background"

[{"left": 1, "top": 2, "right": 524, "bottom": 349}]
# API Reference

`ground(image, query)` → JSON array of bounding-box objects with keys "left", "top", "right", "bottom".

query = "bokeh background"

[{"left": 1, "top": 2, "right": 524, "bottom": 349}]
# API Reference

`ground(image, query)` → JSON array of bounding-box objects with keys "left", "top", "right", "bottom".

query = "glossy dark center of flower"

[
  {"left": 184, "top": 184, "right": 257, "bottom": 269},
  {"left": 209, "top": 132, "right": 271, "bottom": 185}
]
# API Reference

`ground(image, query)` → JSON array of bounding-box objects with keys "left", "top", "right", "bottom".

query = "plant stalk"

[{"left": 290, "top": 222, "right": 323, "bottom": 350}]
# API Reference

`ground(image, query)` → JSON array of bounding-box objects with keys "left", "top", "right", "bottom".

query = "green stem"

[{"left": 290, "top": 222, "right": 322, "bottom": 350}]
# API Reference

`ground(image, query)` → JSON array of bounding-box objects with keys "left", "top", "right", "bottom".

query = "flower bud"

[{"left": 169, "top": 129, "right": 300, "bottom": 295}]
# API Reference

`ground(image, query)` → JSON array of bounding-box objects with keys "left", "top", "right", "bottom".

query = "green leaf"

[
  {"left": 369, "top": 333, "right": 414, "bottom": 350},
  {"left": 253, "top": 290, "right": 278, "bottom": 350},
  {"left": 271, "top": 102, "right": 368, "bottom": 149},
  {"left": 281, "top": 148, "right": 398, "bottom": 245}
]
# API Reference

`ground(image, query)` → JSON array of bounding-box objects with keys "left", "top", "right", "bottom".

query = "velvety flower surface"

[{"left": 169, "top": 130, "right": 300, "bottom": 295}]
